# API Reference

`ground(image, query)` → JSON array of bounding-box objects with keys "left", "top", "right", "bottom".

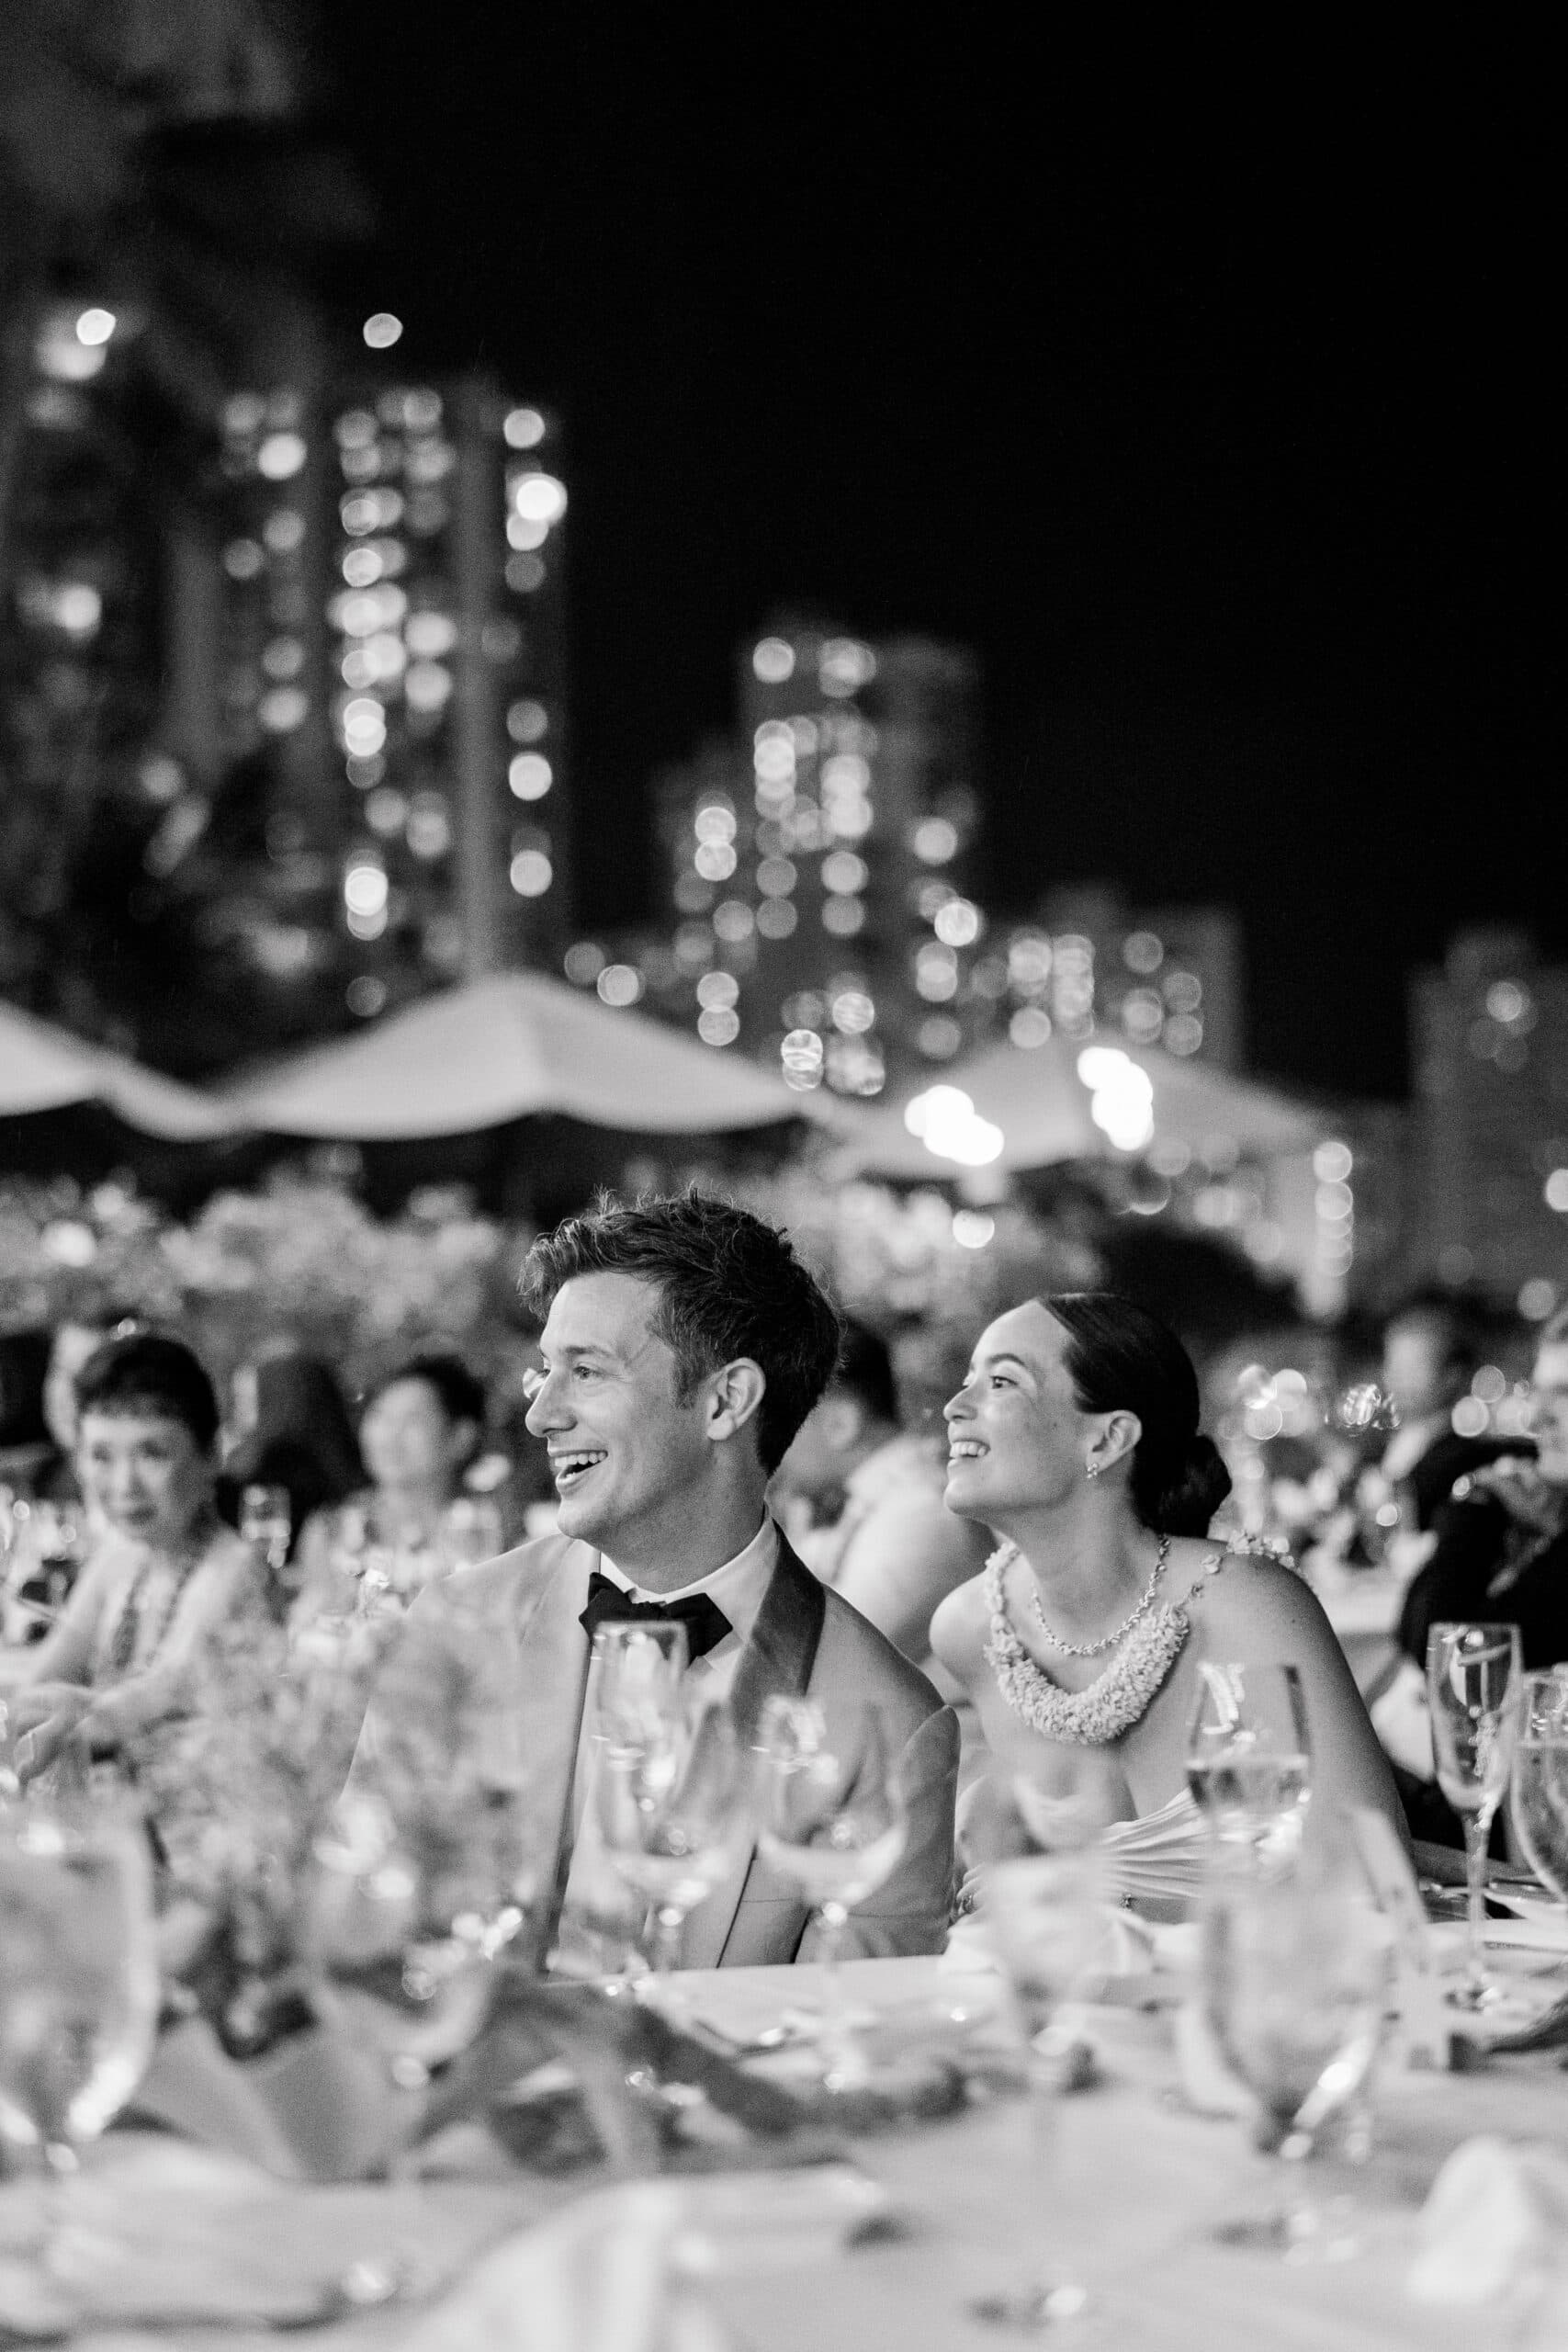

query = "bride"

[{"left": 931, "top": 1293, "right": 1404, "bottom": 1905}]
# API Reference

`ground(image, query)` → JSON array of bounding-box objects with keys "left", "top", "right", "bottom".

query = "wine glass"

[
  {"left": 1510, "top": 1668, "right": 1568, "bottom": 1905},
  {"left": 1201, "top": 1836, "right": 1392, "bottom": 2262},
  {"left": 971, "top": 1844, "right": 1115, "bottom": 2330},
  {"left": 1187, "top": 1661, "right": 1313, "bottom": 1861},
  {"left": 1427, "top": 1622, "right": 1522, "bottom": 2008},
  {"left": 755, "top": 1698, "right": 908, "bottom": 2088},
  {"left": 0, "top": 1792, "right": 160, "bottom": 2256},
  {"left": 439, "top": 1495, "right": 504, "bottom": 1571},
  {"left": 592, "top": 1621, "right": 690, "bottom": 1749},
  {"left": 595, "top": 1695, "right": 750, "bottom": 1974},
  {"left": 239, "top": 1484, "right": 292, "bottom": 1601}
]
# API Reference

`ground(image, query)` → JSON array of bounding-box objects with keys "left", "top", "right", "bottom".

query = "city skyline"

[{"left": 317, "top": 13, "right": 1563, "bottom": 1103}]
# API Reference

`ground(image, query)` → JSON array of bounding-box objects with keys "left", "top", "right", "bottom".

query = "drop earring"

[{"left": 1085, "top": 1460, "right": 1100, "bottom": 1482}]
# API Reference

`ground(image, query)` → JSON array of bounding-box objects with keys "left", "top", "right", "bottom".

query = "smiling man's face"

[{"left": 525, "top": 1271, "right": 717, "bottom": 1566}]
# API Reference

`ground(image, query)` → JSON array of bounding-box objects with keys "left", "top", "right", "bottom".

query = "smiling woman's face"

[{"left": 942, "top": 1301, "right": 1094, "bottom": 1521}]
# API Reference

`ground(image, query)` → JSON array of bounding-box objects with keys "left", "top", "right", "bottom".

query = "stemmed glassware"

[
  {"left": 0, "top": 1792, "right": 160, "bottom": 2255},
  {"left": 239, "top": 1483, "right": 292, "bottom": 1585},
  {"left": 595, "top": 1692, "right": 750, "bottom": 1974},
  {"left": 1187, "top": 1662, "right": 1313, "bottom": 1861},
  {"left": 971, "top": 1843, "right": 1112, "bottom": 2331},
  {"left": 1200, "top": 1836, "right": 1392, "bottom": 2262},
  {"left": 755, "top": 1698, "right": 908, "bottom": 2089},
  {"left": 1426, "top": 1621, "right": 1522, "bottom": 2008},
  {"left": 1509, "top": 1668, "right": 1568, "bottom": 1907}
]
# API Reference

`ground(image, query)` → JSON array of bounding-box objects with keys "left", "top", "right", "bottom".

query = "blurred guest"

[
  {"left": 24, "top": 1306, "right": 138, "bottom": 1508},
  {"left": 1378, "top": 1293, "right": 1520, "bottom": 1535},
  {"left": 0, "top": 1331, "right": 259, "bottom": 1777},
  {"left": 776, "top": 1318, "right": 988, "bottom": 1671},
  {"left": 1398, "top": 1308, "right": 1568, "bottom": 1673},
  {"left": 289, "top": 1351, "right": 487, "bottom": 1626},
  {"left": 219, "top": 1347, "right": 364, "bottom": 1601}
]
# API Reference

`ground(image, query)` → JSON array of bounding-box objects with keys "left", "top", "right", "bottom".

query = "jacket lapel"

[{"left": 684, "top": 1539, "right": 827, "bottom": 1968}]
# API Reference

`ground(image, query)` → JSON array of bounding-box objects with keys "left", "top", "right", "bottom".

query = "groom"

[{"left": 360, "top": 1191, "right": 958, "bottom": 1969}]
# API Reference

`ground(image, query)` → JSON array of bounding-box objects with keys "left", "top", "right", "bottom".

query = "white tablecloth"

[{"left": 20, "top": 1954, "right": 1568, "bottom": 2349}]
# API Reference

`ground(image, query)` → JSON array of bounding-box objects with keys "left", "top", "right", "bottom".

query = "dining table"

[{"left": 6, "top": 1935, "right": 1567, "bottom": 2351}]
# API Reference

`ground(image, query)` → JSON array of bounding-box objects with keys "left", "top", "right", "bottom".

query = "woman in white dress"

[
  {"left": 931, "top": 1294, "right": 1404, "bottom": 1909},
  {"left": 1, "top": 1331, "right": 257, "bottom": 1780}
]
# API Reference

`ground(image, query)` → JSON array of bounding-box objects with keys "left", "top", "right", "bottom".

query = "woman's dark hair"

[
  {"left": 73, "top": 1330, "right": 221, "bottom": 1453},
  {"left": 224, "top": 1351, "right": 364, "bottom": 1539},
  {"left": 0, "top": 1329, "right": 51, "bottom": 1449},
  {"left": 367, "top": 1351, "right": 487, "bottom": 1438},
  {"left": 1046, "top": 1292, "right": 1231, "bottom": 1536}
]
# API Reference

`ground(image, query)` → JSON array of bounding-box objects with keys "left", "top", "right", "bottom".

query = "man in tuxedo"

[{"left": 359, "top": 1192, "right": 959, "bottom": 1970}]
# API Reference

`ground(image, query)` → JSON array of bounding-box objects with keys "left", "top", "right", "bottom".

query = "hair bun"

[{"left": 1139, "top": 1432, "right": 1232, "bottom": 1537}]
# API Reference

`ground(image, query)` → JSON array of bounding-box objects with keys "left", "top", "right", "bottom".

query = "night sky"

[{"left": 318, "top": 16, "right": 1562, "bottom": 1100}]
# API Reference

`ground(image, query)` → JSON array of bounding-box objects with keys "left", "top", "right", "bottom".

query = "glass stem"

[
  {"left": 649, "top": 1903, "right": 685, "bottom": 1974},
  {"left": 816, "top": 1900, "right": 865, "bottom": 2088},
  {"left": 1462, "top": 1807, "right": 1493, "bottom": 1998}
]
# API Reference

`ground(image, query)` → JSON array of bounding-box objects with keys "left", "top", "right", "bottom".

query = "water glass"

[
  {"left": 972, "top": 1845, "right": 1111, "bottom": 2329},
  {"left": 1426, "top": 1622, "right": 1522, "bottom": 2008},
  {"left": 755, "top": 1699, "right": 908, "bottom": 2087},
  {"left": 1510, "top": 1668, "right": 1568, "bottom": 1905},
  {"left": 595, "top": 1695, "right": 749, "bottom": 1973},
  {"left": 1187, "top": 1661, "right": 1312, "bottom": 1861},
  {"left": 0, "top": 1794, "right": 160, "bottom": 2190},
  {"left": 1201, "top": 1837, "right": 1391, "bottom": 2261}
]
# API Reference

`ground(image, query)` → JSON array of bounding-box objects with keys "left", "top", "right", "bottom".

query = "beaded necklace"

[
  {"left": 1029, "top": 1534, "right": 1171, "bottom": 1657},
  {"left": 984, "top": 1540, "right": 1208, "bottom": 1747}
]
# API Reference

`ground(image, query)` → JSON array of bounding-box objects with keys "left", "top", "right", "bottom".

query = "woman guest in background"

[
  {"left": 0, "top": 1331, "right": 258, "bottom": 1778},
  {"left": 932, "top": 1293, "right": 1404, "bottom": 1908},
  {"left": 288, "top": 1351, "right": 489, "bottom": 1629},
  {"left": 219, "top": 1346, "right": 364, "bottom": 1610}
]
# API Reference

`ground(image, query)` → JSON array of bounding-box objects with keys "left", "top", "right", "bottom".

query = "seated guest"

[
  {"left": 932, "top": 1294, "right": 1405, "bottom": 1909},
  {"left": 1398, "top": 1307, "right": 1568, "bottom": 1673},
  {"left": 776, "top": 1317, "right": 989, "bottom": 1669},
  {"left": 1379, "top": 1293, "right": 1522, "bottom": 1536},
  {"left": 0, "top": 1331, "right": 259, "bottom": 1776},
  {"left": 289, "top": 1351, "right": 486, "bottom": 1627},
  {"left": 354, "top": 1192, "right": 958, "bottom": 1966},
  {"left": 220, "top": 1347, "right": 364, "bottom": 1607}
]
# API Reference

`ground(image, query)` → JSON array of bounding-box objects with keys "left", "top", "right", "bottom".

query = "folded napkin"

[
  {"left": 400, "top": 2166, "right": 892, "bottom": 2352},
  {"left": 1408, "top": 2135, "right": 1568, "bottom": 2313},
  {"left": 0, "top": 2133, "right": 523, "bottom": 2337}
]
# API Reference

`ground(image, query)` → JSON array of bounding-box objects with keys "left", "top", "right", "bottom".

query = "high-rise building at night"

[
  {"left": 183, "top": 367, "right": 570, "bottom": 1023},
  {"left": 592, "top": 618, "right": 982, "bottom": 1096},
  {"left": 1014, "top": 883, "right": 1247, "bottom": 1072},
  {"left": 1410, "top": 929, "right": 1568, "bottom": 1316}
]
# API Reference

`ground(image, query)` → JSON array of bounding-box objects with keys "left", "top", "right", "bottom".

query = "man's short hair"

[
  {"left": 521, "top": 1190, "right": 841, "bottom": 1473},
  {"left": 73, "top": 1330, "right": 220, "bottom": 1452}
]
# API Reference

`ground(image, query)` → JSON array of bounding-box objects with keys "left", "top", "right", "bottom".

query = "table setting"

[{"left": 2, "top": 1618, "right": 1568, "bottom": 2349}]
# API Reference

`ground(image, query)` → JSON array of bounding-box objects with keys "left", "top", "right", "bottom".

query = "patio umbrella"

[
  {"left": 214, "top": 971, "right": 832, "bottom": 1140},
  {"left": 832, "top": 1031, "right": 1323, "bottom": 1180},
  {"left": 0, "top": 1001, "right": 237, "bottom": 1141}
]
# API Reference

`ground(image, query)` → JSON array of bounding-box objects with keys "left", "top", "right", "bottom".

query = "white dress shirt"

[{"left": 557, "top": 1516, "right": 779, "bottom": 1946}]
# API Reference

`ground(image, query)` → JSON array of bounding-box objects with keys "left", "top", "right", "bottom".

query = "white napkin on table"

[{"left": 1408, "top": 2135, "right": 1568, "bottom": 2325}]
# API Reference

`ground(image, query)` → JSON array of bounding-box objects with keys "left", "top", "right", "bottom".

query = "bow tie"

[{"left": 579, "top": 1570, "right": 732, "bottom": 1664}]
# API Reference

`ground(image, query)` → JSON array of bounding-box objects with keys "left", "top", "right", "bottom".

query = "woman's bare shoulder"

[{"left": 930, "top": 1569, "right": 994, "bottom": 1679}]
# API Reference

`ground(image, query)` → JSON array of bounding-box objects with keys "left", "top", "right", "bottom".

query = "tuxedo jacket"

[{"left": 355, "top": 1531, "right": 960, "bottom": 1969}]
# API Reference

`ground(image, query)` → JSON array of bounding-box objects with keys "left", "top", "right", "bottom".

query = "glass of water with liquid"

[{"left": 1188, "top": 1660, "right": 1312, "bottom": 1860}]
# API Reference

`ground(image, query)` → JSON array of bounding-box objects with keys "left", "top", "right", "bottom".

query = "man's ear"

[{"left": 705, "top": 1359, "right": 767, "bottom": 1445}]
